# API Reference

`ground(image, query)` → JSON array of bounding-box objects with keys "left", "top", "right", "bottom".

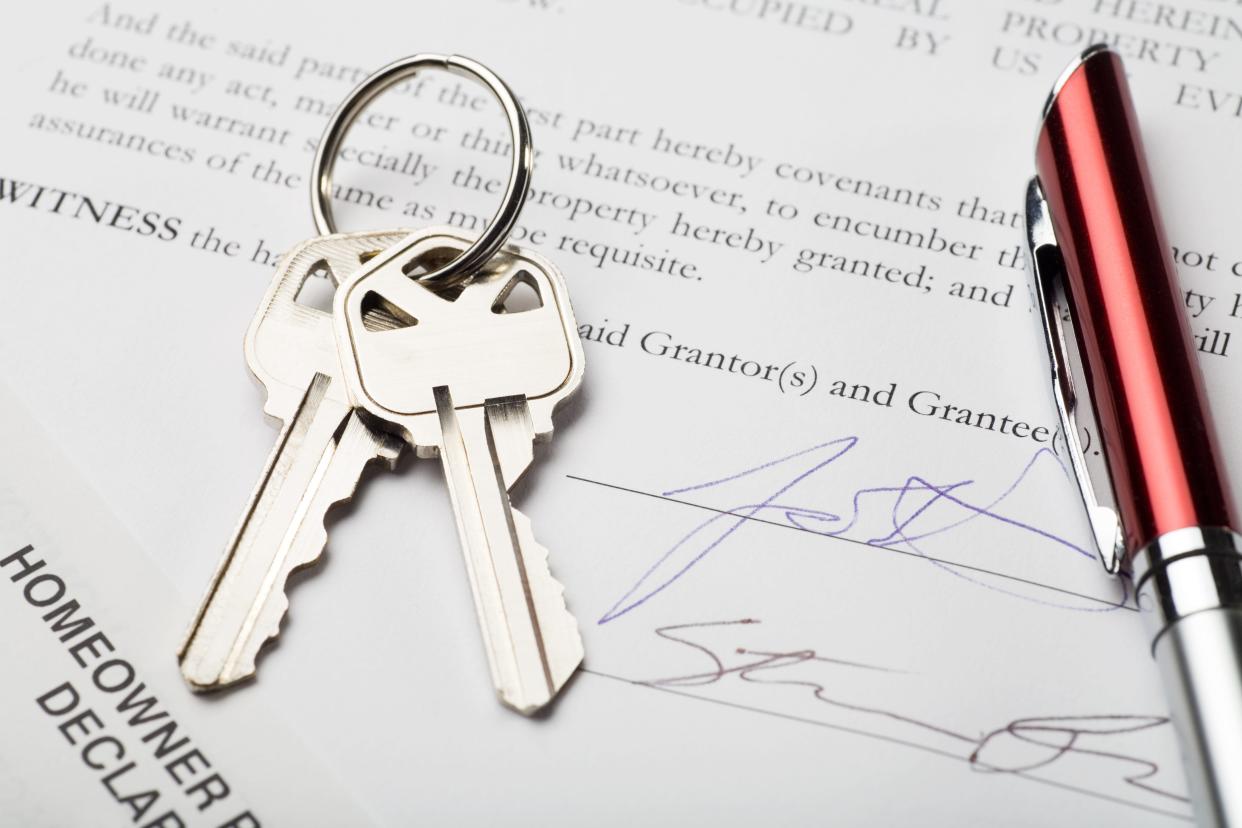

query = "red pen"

[{"left": 1025, "top": 45, "right": 1242, "bottom": 827}]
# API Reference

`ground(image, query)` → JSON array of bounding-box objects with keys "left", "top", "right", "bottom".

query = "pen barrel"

[
  {"left": 1151, "top": 609, "right": 1242, "bottom": 826},
  {"left": 1035, "top": 48, "right": 1236, "bottom": 558},
  {"left": 1136, "top": 527, "right": 1242, "bottom": 826}
]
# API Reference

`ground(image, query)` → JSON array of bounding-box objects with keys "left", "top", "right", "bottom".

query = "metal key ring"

[{"left": 310, "top": 53, "right": 532, "bottom": 287}]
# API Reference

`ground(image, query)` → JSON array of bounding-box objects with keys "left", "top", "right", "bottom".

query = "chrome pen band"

[
  {"left": 1134, "top": 526, "right": 1242, "bottom": 646},
  {"left": 1134, "top": 527, "right": 1242, "bottom": 827},
  {"left": 1033, "top": 45, "right": 1242, "bottom": 827}
]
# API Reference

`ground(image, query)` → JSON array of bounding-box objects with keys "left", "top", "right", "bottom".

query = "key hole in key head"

[
  {"left": 402, "top": 246, "right": 467, "bottom": 301},
  {"left": 492, "top": 271, "right": 543, "bottom": 314},
  {"left": 360, "top": 290, "right": 418, "bottom": 332},
  {"left": 294, "top": 261, "right": 337, "bottom": 313}
]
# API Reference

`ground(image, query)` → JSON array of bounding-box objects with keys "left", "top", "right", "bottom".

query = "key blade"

[
  {"left": 435, "top": 389, "right": 583, "bottom": 714},
  {"left": 179, "top": 378, "right": 400, "bottom": 691},
  {"left": 488, "top": 397, "right": 584, "bottom": 694}
]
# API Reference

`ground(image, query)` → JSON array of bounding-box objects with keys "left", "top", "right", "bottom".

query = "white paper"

[
  {"left": 0, "top": 382, "right": 368, "bottom": 826},
  {"left": 4, "top": 0, "right": 1242, "bottom": 824}
]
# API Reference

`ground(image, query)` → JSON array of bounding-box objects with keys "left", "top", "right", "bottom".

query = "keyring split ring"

[{"left": 310, "top": 54, "right": 532, "bottom": 287}]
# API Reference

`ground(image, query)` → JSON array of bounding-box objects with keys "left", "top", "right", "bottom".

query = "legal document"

[{"left": 3, "top": 0, "right": 1241, "bottom": 824}]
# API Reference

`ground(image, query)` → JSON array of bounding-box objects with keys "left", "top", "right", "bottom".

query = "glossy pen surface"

[{"left": 1035, "top": 49, "right": 1236, "bottom": 558}]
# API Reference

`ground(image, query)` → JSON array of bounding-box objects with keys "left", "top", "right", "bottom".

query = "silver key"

[
  {"left": 334, "top": 229, "right": 585, "bottom": 714},
  {"left": 179, "top": 231, "right": 408, "bottom": 691}
]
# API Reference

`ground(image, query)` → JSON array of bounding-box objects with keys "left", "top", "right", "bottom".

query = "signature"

[
  {"left": 642, "top": 620, "right": 1183, "bottom": 805},
  {"left": 600, "top": 437, "right": 1118, "bottom": 624}
]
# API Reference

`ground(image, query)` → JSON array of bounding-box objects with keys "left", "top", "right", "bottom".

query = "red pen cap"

[{"left": 1035, "top": 47, "right": 1236, "bottom": 557}]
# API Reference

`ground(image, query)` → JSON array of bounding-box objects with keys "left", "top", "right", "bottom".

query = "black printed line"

[{"left": 581, "top": 669, "right": 1190, "bottom": 823}]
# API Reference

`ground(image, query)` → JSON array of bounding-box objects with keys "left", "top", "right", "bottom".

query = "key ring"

[{"left": 311, "top": 53, "right": 532, "bottom": 288}]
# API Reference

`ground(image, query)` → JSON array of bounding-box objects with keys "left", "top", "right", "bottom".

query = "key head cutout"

[{"left": 335, "top": 230, "right": 584, "bottom": 434}]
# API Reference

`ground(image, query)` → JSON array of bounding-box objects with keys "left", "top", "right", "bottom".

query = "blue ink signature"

[{"left": 600, "top": 437, "right": 1118, "bottom": 624}]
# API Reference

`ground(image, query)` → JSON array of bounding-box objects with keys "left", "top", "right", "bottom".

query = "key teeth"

[
  {"left": 179, "top": 429, "right": 400, "bottom": 693},
  {"left": 530, "top": 413, "right": 555, "bottom": 442},
  {"left": 182, "top": 639, "right": 264, "bottom": 693},
  {"left": 508, "top": 506, "right": 585, "bottom": 712},
  {"left": 180, "top": 526, "right": 321, "bottom": 693},
  {"left": 500, "top": 691, "right": 554, "bottom": 718}
]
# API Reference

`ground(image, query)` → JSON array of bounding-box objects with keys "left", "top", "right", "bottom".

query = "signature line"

[
  {"left": 565, "top": 474, "right": 1133, "bottom": 613},
  {"left": 581, "top": 668, "right": 1191, "bottom": 823}
]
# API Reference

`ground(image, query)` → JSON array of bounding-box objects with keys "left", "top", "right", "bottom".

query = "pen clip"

[{"left": 1025, "top": 177, "right": 1126, "bottom": 575}]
